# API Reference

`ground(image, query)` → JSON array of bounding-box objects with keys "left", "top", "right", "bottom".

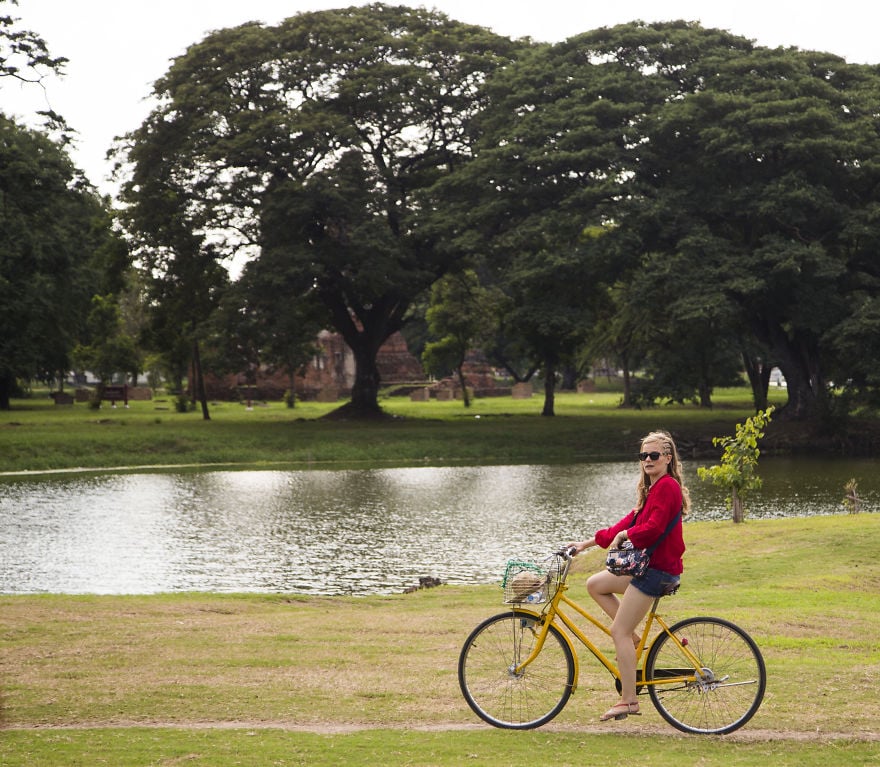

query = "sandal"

[{"left": 599, "top": 701, "right": 641, "bottom": 721}]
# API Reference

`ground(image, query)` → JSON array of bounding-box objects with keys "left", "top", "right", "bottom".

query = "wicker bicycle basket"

[{"left": 501, "top": 556, "right": 564, "bottom": 604}]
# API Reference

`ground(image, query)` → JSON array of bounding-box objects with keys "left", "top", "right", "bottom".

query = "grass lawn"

[
  {"left": 1, "top": 386, "right": 796, "bottom": 474},
  {"left": 1, "top": 515, "right": 878, "bottom": 766}
]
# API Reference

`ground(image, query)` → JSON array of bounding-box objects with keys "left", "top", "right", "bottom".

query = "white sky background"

[{"left": 5, "top": 0, "right": 880, "bottom": 194}]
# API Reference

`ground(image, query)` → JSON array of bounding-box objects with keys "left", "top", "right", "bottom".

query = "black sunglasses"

[{"left": 638, "top": 451, "right": 665, "bottom": 461}]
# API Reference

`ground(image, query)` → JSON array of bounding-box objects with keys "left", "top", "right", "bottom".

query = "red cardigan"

[{"left": 594, "top": 474, "right": 685, "bottom": 575}]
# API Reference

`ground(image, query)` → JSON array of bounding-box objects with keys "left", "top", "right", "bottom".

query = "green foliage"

[
  {"left": 698, "top": 407, "right": 774, "bottom": 521},
  {"left": 199, "top": 270, "right": 321, "bottom": 395},
  {"left": 9, "top": 6, "right": 877, "bottom": 426},
  {"left": 441, "top": 21, "right": 880, "bottom": 421},
  {"left": 0, "top": 2, "right": 66, "bottom": 76},
  {"left": 0, "top": 114, "right": 123, "bottom": 409},
  {"left": 826, "top": 297, "right": 880, "bottom": 407},
  {"left": 72, "top": 295, "right": 141, "bottom": 385},
  {"left": 422, "top": 270, "right": 501, "bottom": 407}
]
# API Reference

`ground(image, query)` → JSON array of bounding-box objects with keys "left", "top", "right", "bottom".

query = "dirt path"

[{"left": 3, "top": 721, "right": 878, "bottom": 742}]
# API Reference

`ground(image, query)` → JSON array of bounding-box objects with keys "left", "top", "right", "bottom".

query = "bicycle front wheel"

[
  {"left": 458, "top": 610, "right": 575, "bottom": 729},
  {"left": 645, "top": 616, "right": 766, "bottom": 734}
]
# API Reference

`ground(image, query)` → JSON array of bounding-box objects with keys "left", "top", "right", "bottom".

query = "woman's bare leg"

[
  {"left": 609, "top": 585, "right": 655, "bottom": 705},
  {"left": 587, "top": 570, "right": 641, "bottom": 646}
]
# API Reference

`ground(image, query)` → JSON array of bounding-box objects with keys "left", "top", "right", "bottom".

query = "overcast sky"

[{"left": 5, "top": 0, "right": 879, "bottom": 193}]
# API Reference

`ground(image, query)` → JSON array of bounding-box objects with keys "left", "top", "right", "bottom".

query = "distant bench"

[{"left": 103, "top": 385, "right": 129, "bottom": 407}]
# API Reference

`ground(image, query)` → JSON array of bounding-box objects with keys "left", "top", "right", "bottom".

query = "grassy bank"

[
  {"left": 1, "top": 387, "right": 798, "bottom": 474},
  {"left": 2, "top": 515, "right": 878, "bottom": 765}
]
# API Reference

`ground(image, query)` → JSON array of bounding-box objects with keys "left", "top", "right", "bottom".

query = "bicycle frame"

[{"left": 511, "top": 563, "right": 705, "bottom": 694}]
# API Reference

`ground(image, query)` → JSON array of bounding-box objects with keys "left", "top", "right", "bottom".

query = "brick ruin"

[
  {"left": 202, "top": 330, "right": 428, "bottom": 401},
  {"left": 201, "top": 328, "right": 515, "bottom": 402}
]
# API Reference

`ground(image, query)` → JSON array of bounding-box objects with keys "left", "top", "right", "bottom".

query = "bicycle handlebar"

[{"left": 553, "top": 546, "right": 596, "bottom": 559}]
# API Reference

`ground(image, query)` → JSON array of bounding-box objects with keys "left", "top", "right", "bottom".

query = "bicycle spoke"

[
  {"left": 646, "top": 617, "right": 766, "bottom": 734},
  {"left": 459, "top": 611, "right": 575, "bottom": 729}
]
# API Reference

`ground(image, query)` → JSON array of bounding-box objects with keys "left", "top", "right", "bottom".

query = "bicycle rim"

[
  {"left": 646, "top": 616, "right": 766, "bottom": 734},
  {"left": 458, "top": 610, "right": 575, "bottom": 729}
]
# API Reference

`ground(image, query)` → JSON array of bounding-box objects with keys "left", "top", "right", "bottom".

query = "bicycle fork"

[{"left": 510, "top": 613, "right": 550, "bottom": 675}]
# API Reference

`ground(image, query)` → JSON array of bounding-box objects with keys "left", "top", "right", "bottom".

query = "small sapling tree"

[{"left": 698, "top": 407, "right": 774, "bottom": 523}]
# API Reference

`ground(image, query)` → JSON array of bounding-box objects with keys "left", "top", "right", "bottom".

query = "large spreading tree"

[
  {"left": 613, "top": 43, "right": 880, "bottom": 418},
  {"left": 119, "top": 3, "right": 522, "bottom": 415}
]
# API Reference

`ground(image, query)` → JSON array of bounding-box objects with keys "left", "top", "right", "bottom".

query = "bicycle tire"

[
  {"left": 645, "top": 616, "right": 766, "bottom": 734},
  {"left": 458, "top": 610, "right": 575, "bottom": 729}
]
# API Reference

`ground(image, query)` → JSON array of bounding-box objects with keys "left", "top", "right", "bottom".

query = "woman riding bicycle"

[{"left": 568, "top": 430, "right": 690, "bottom": 722}]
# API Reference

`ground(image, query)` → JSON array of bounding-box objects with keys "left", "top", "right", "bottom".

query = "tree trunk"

[
  {"left": 619, "top": 353, "right": 633, "bottom": 408},
  {"left": 742, "top": 351, "right": 770, "bottom": 412},
  {"left": 456, "top": 365, "right": 471, "bottom": 407},
  {"left": 192, "top": 339, "right": 211, "bottom": 421},
  {"left": 751, "top": 320, "right": 822, "bottom": 420},
  {"left": 732, "top": 487, "right": 744, "bottom": 524},
  {"left": 287, "top": 370, "right": 296, "bottom": 408},
  {"left": 697, "top": 379, "right": 713, "bottom": 408},
  {"left": 775, "top": 361, "right": 819, "bottom": 420},
  {"left": 541, "top": 359, "right": 556, "bottom": 417},
  {"left": 0, "top": 373, "right": 11, "bottom": 410},
  {"left": 321, "top": 292, "right": 397, "bottom": 417},
  {"left": 349, "top": 340, "right": 383, "bottom": 415}
]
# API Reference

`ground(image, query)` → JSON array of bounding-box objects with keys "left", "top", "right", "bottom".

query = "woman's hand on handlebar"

[{"left": 561, "top": 538, "right": 596, "bottom": 557}]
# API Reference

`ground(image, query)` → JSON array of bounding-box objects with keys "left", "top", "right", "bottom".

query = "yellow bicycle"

[{"left": 458, "top": 549, "right": 766, "bottom": 734}]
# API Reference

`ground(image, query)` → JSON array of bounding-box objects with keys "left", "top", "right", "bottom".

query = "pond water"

[{"left": 1, "top": 458, "right": 876, "bottom": 595}]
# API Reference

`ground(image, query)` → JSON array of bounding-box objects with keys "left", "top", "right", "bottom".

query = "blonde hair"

[{"left": 635, "top": 430, "right": 690, "bottom": 515}]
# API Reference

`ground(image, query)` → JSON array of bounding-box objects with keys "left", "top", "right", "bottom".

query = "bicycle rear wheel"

[
  {"left": 645, "top": 616, "right": 766, "bottom": 734},
  {"left": 458, "top": 610, "right": 575, "bottom": 729}
]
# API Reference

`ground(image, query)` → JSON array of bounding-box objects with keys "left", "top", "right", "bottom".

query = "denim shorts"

[{"left": 630, "top": 567, "right": 680, "bottom": 598}]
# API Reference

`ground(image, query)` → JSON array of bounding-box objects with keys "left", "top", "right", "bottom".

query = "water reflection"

[{"left": 0, "top": 459, "right": 876, "bottom": 595}]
